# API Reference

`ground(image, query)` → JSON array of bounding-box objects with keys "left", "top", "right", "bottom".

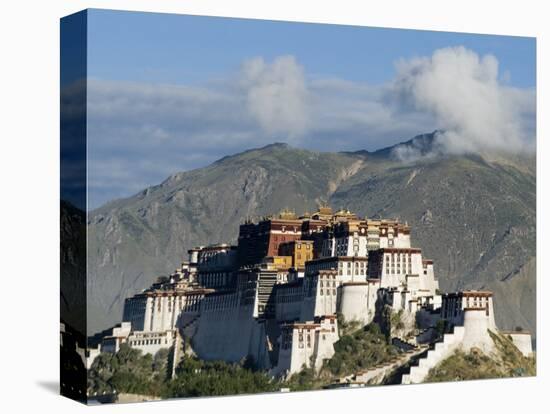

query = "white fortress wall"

[
  {"left": 274, "top": 282, "right": 303, "bottom": 322},
  {"left": 275, "top": 295, "right": 302, "bottom": 321},
  {"left": 299, "top": 294, "right": 317, "bottom": 321},
  {"left": 394, "top": 232, "right": 411, "bottom": 248},
  {"left": 113, "top": 322, "right": 132, "bottom": 337},
  {"left": 507, "top": 332, "right": 533, "bottom": 357},
  {"left": 287, "top": 325, "right": 318, "bottom": 374},
  {"left": 379, "top": 250, "right": 424, "bottom": 289},
  {"left": 405, "top": 292, "right": 502, "bottom": 384},
  {"left": 123, "top": 296, "right": 147, "bottom": 331},
  {"left": 272, "top": 316, "right": 339, "bottom": 377},
  {"left": 247, "top": 319, "right": 271, "bottom": 369},
  {"left": 312, "top": 317, "right": 339, "bottom": 367},
  {"left": 442, "top": 292, "right": 496, "bottom": 331},
  {"left": 127, "top": 330, "right": 175, "bottom": 356},
  {"left": 487, "top": 297, "right": 497, "bottom": 330},
  {"left": 300, "top": 265, "right": 370, "bottom": 320},
  {"left": 421, "top": 262, "right": 439, "bottom": 293},
  {"left": 314, "top": 282, "right": 338, "bottom": 317},
  {"left": 460, "top": 308, "right": 495, "bottom": 354},
  {"left": 339, "top": 282, "right": 376, "bottom": 325},
  {"left": 406, "top": 305, "right": 498, "bottom": 384},
  {"left": 127, "top": 291, "right": 204, "bottom": 333},
  {"left": 410, "top": 251, "right": 424, "bottom": 274},
  {"left": 313, "top": 330, "right": 336, "bottom": 367},
  {"left": 339, "top": 234, "right": 368, "bottom": 257},
  {"left": 299, "top": 275, "right": 318, "bottom": 320},
  {"left": 406, "top": 274, "right": 421, "bottom": 296},
  {"left": 191, "top": 291, "right": 269, "bottom": 366},
  {"left": 272, "top": 326, "right": 293, "bottom": 377}
]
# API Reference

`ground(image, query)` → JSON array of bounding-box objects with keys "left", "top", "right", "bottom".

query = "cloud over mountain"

[
  {"left": 81, "top": 47, "right": 535, "bottom": 208},
  {"left": 390, "top": 46, "right": 535, "bottom": 161}
]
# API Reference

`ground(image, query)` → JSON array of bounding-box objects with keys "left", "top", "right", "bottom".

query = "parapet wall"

[
  {"left": 507, "top": 332, "right": 533, "bottom": 357},
  {"left": 460, "top": 308, "right": 494, "bottom": 354},
  {"left": 339, "top": 283, "right": 375, "bottom": 326}
]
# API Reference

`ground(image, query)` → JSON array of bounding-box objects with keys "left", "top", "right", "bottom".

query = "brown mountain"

[{"left": 85, "top": 134, "right": 536, "bottom": 341}]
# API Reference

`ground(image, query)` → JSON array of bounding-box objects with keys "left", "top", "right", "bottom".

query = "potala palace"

[{"left": 89, "top": 207, "right": 533, "bottom": 385}]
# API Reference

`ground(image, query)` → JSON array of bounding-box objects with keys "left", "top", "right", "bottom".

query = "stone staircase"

[
  {"left": 392, "top": 337, "right": 418, "bottom": 352},
  {"left": 415, "top": 326, "right": 438, "bottom": 344},
  {"left": 401, "top": 326, "right": 465, "bottom": 384},
  {"left": 336, "top": 340, "right": 429, "bottom": 386}
]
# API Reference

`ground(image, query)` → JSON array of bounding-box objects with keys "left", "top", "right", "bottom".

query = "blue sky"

[
  {"left": 88, "top": 9, "right": 535, "bottom": 87},
  {"left": 82, "top": 9, "right": 536, "bottom": 209}
]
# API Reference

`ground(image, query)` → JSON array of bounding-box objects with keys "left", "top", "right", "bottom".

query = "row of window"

[
  {"left": 296, "top": 252, "right": 312, "bottom": 261},
  {"left": 151, "top": 296, "right": 202, "bottom": 313},
  {"left": 442, "top": 297, "right": 490, "bottom": 318},
  {"left": 129, "top": 338, "right": 168, "bottom": 346},
  {"left": 386, "top": 267, "right": 409, "bottom": 275}
]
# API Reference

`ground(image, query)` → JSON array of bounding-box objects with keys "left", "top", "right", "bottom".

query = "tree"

[
  {"left": 88, "top": 344, "right": 170, "bottom": 397},
  {"left": 164, "top": 357, "right": 277, "bottom": 398}
]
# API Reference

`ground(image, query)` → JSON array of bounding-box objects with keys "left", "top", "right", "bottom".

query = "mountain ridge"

[{"left": 84, "top": 132, "right": 536, "bottom": 339}]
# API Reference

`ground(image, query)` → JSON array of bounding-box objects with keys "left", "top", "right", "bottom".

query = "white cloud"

[
  {"left": 391, "top": 46, "right": 535, "bottom": 158},
  {"left": 241, "top": 55, "right": 310, "bottom": 139},
  {"left": 80, "top": 48, "right": 535, "bottom": 207}
]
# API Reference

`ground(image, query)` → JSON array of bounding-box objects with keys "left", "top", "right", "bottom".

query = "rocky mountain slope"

[
  {"left": 61, "top": 200, "right": 87, "bottom": 336},
  {"left": 85, "top": 133, "right": 536, "bottom": 339}
]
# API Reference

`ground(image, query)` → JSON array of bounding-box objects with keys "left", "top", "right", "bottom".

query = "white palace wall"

[
  {"left": 275, "top": 283, "right": 303, "bottom": 322},
  {"left": 461, "top": 308, "right": 495, "bottom": 354},
  {"left": 339, "top": 282, "right": 378, "bottom": 325},
  {"left": 508, "top": 332, "right": 533, "bottom": 357},
  {"left": 127, "top": 330, "right": 176, "bottom": 356},
  {"left": 191, "top": 291, "right": 270, "bottom": 369},
  {"left": 272, "top": 316, "right": 338, "bottom": 377}
]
